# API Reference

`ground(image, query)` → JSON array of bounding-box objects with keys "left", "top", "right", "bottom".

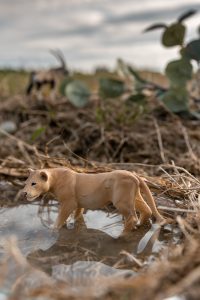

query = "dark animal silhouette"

[{"left": 26, "top": 49, "right": 69, "bottom": 100}]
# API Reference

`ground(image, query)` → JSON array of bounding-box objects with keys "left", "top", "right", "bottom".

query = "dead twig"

[
  {"left": 153, "top": 118, "right": 166, "bottom": 163},
  {"left": 0, "top": 128, "right": 43, "bottom": 168},
  {"left": 119, "top": 250, "right": 143, "bottom": 267},
  {"left": 180, "top": 123, "right": 198, "bottom": 161},
  {"left": 158, "top": 206, "right": 197, "bottom": 213}
]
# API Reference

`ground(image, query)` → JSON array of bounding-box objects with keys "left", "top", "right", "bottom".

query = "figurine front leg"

[{"left": 52, "top": 201, "right": 77, "bottom": 230}]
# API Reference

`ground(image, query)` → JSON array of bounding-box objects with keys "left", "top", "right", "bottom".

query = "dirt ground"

[{"left": 0, "top": 70, "right": 200, "bottom": 300}]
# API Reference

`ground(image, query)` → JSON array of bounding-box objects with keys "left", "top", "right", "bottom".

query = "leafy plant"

[
  {"left": 165, "top": 58, "right": 193, "bottom": 86},
  {"left": 162, "top": 23, "right": 185, "bottom": 47},
  {"left": 144, "top": 9, "right": 196, "bottom": 48},
  {"left": 65, "top": 80, "right": 90, "bottom": 108},
  {"left": 59, "top": 77, "right": 72, "bottom": 96},
  {"left": 184, "top": 39, "right": 200, "bottom": 62},
  {"left": 60, "top": 10, "right": 200, "bottom": 118},
  {"left": 160, "top": 87, "right": 189, "bottom": 113},
  {"left": 31, "top": 126, "right": 46, "bottom": 141},
  {"left": 93, "top": 62, "right": 148, "bottom": 123},
  {"left": 126, "top": 93, "right": 146, "bottom": 103},
  {"left": 99, "top": 78, "right": 125, "bottom": 98},
  {"left": 143, "top": 9, "right": 199, "bottom": 114}
]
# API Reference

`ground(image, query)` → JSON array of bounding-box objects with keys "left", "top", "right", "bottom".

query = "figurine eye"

[{"left": 31, "top": 182, "right": 36, "bottom": 186}]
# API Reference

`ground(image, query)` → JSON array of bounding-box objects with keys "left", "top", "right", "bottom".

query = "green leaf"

[
  {"left": 185, "top": 39, "right": 200, "bottom": 62},
  {"left": 162, "top": 23, "right": 185, "bottom": 47},
  {"left": 177, "top": 9, "right": 197, "bottom": 23},
  {"left": 95, "top": 107, "right": 105, "bottom": 123},
  {"left": 127, "top": 93, "right": 146, "bottom": 103},
  {"left": 160, "top": 88, "right": 189, "bottom": 113},
  {"left": 65, "top": 80, "right": 90, "bottom": 107},
  {"left": 99, "top": 78, "right": 125, "bottom": 98},
  {"left": 31, "top": 126, "right": 46, "bottom": 141},
  {"left": 143, "top": 23, "right": 167, "bottom": 32},
  {"left": 165, "top": 58, "right": 193, "bottom": 86},
  {"left": 59, "top": 77, "right": 73, "bottom": 96},
  {"left": 127, "top": 66, "right": 146, "bottom": 83}
]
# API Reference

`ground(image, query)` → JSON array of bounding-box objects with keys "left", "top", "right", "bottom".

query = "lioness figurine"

[{"left": 23, "top": 168, "right": 164, "bottom": 232}]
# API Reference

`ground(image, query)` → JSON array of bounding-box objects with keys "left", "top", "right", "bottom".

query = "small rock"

[{"left": 0, "top": 121, "right": 17, "bottom": 134}]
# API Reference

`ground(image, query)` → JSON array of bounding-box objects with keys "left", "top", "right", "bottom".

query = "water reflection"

[{"left": 0, "top": 204, "right": 178, "bottom": 275}]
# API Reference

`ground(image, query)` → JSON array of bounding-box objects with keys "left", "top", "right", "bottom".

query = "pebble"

[{"left": 0, "top": 121, "right": 17, "bottom": 134}]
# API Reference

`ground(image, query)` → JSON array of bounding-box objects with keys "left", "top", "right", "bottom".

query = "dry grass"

[{"left": 1, "top": 69, "right": 200, "bottom": 299}]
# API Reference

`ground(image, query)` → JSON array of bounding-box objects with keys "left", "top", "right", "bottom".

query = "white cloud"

[{"left": 0, "top": 0, "right": 199, "bottom": 70}]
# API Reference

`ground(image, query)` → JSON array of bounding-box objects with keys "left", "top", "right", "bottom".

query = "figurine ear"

[
  {"left": 28, "top": 168, "right": 34, "bottom": 174},
  {"left": 40, "top": 171, "right": 48, "bottom": 182}
]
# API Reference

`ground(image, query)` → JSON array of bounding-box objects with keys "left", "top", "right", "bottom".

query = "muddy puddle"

[{"left": 0, "top": 202, "right": 181, "bottom": 275}]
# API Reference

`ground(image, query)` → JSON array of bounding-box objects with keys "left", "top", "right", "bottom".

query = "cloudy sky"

[{"left": 0, "top": 0, "right": 200, "bottom": 71}]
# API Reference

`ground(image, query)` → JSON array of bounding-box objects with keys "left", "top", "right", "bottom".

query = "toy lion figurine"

[{"left": 23, "top": 167, "right": 165, "bottom": 233}]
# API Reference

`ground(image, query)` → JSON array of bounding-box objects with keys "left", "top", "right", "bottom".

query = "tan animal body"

[{"left": 23, "top": 168, "right": 164, "bottom": 232}]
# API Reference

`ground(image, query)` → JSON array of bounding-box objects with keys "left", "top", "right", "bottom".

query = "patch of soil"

[
  {"left": 0, "top": 94, "right": 200, "bottom": 176},
  {"left": 1, "top": 89, "right": 200, "bottom": 300}
]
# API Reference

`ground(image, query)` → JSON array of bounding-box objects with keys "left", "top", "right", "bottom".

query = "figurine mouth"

[{"left": 26, "top": 195, "right": 39, "bottom": 201}]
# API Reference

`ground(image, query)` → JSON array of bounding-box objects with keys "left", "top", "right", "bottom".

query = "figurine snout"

[{"left": 22, "top": 190, "right": 27, "bottom": 198}]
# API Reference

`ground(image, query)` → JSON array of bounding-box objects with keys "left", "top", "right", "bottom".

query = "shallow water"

[
  {"left": 0, "top": 203, "right": 180, "bottom": 274},
  {"left": 0, "top": 204, "right": 58, "bottom": 256}
]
